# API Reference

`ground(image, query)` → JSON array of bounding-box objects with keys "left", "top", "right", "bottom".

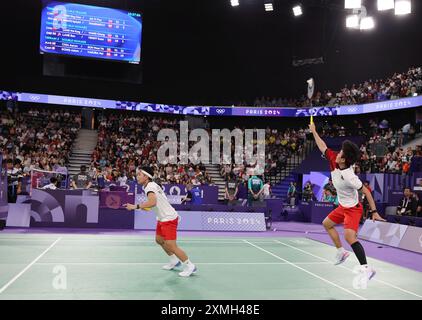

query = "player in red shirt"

[{"left": 309, "top": 122, "right": 386, "bottom": 284}]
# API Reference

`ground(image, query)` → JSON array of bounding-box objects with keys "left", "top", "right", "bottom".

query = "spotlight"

[
  {"left": 345, "top": 0, "right": 361, "bottom": 9},
  {"left": 377, "top": 0, "right": 395, "bottom": 11},
  {"left": 360, "top": 16, "right": 375, "bottom": 29},
  {"left": 265, "top": 3, "right": 274, "bottom": 12},
  {"left": 292, "top": 5, "right": 303, "bottom": 16},
  {"left": 346, "top": 14, "right": 360, "bottom": 28},
  {"left": 230, "top": 0, "right": 239, "bottom": 7},
  {"left": 395, "top": 0, "right": 411, "bottom": 15}
]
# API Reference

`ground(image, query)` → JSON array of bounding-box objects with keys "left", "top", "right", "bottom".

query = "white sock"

[
  {"left": 337, "top": 247, "right": 345, "bottom": 254},
  {"left": 183, "top": 259, "right": 194, "bottom": 268},
  {"left": 169, "top": 254, "right": 179, "bottom": 265}
]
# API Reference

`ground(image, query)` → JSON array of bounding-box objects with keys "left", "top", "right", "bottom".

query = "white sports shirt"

[
  {"left": 144, "top": 182, "right": 179, "bottom": 222},
  {"left": 324, "top": 148, "right": 363, "bottom": 208}
]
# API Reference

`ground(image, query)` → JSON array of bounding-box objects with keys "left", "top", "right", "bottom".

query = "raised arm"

[{"left": 309, "top": 122, "right": 328, "bottom": 154}]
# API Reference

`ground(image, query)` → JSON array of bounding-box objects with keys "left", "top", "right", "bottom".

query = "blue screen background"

[{"left": 40, "top": 1, "right": 142, "bottom": 64}]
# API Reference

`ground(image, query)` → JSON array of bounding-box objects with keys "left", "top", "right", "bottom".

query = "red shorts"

[
  {"left": 156, "top": 217, "right": 179, "bottom": 240},
  {"left": 327, "top": 203, "right": 362, "bottom": 232}
]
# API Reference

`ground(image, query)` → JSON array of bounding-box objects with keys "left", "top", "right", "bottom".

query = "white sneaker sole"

[
  {"left": 162, "top": 261, "right": 182, "bottom": 270},
  {"left": 178, "top": 267, "right": 197, "bottom": 277}
]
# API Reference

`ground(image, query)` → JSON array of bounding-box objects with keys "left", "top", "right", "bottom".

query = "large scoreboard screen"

[{"left": 40, "top": 1, "right": 143, "bottom": 64}]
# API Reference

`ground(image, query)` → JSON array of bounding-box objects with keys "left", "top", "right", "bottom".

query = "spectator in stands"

[
  {"left": 322, "top": 188, "right": 339, "bottom": 206},
  {"left": 397, "top": 187, "right": 418, "bottom": 216},
  {"left": 262, "top": 181, "right": 272, "bottom": 199},
  {"left": 409, "top": 149, "right": 422, "bottom": 173},
  {"left": 225, "top": 173, "right": 239, "bottom": 205},
  {"left": 203, "top": 172, "right": 213, "bottom": 185},
  {"left": 1, "top": 107, "right": 80, "bottom": 175},
  {"left": 287, "top": 182, "right": 297, "bottom": 207},
  {"left": 6, "top": 159, "right": 22, "bottom": 203},
  {"left": 302, "top": 181, "right": 316, "bottom": 202},
  {"left": 323, "top": 178, "right": 335, "bottom": 194},
  {"left": 247, "top": 174, "right": 264, "bottom": 207},
  {"left": 71, "top": 165, "right": 93, "bottom": 190},
  {"left": 246, "top": 66, "right": 422, "bottom": 108},
  {"left": 95, "top": 168, "right": 106, "bottom": 190}
]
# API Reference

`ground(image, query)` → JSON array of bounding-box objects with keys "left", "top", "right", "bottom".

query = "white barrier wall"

[{"left": 359, "top": 220, "right": 422, "bottom": 254}]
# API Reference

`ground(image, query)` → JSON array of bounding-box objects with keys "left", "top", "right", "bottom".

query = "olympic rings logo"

[{"left": 29, "top": 95, "right": 41, "bottom": 101}]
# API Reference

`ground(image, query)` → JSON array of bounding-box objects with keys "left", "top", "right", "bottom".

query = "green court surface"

[{"left": 0, "top": 234, "right": 421, "bottom": 300}]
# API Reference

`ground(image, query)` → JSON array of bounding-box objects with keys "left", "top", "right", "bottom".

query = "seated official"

[
  {"left": 41, "top": 177, "right": 58, "bottom": 190},
  {"left": 71, "top": 165, "right": 93, "bottom": 190},
  {"left": 181, "top": 183, "right": 203, "bottom": 205},
  {"left": 397, "top": 187, "right": 418, "bottom": 216}
]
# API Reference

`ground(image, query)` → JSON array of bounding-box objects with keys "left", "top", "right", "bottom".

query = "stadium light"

[
  {"left": 377, "top": 0, "right": 395, "bottom": 11},
  {"left": 395, "top": 0, "right": 411, "bottom": 15},
  {"left": 230, "top": 0, "right": 239, "bottom": 7},
  {"left": 346, "top": 14, "right": 360, "bottom": 28},
  {"left": 360, "top": 16, "right": 375, "bottom": 29},
  {"left": 345, "top": 0, "right": 361, "bottom": 9},
  {"left": 292, "top": 5, "right": 303, "bottom": 16},
  {"left": 265, "top": 2, "right": 274, "bottom": 12}
]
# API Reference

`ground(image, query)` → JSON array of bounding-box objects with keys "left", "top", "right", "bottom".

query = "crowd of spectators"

[
  {"left": 2, "top": 66, "right": 422, "bottom": 196},
  {"left": 1, "top": 106, "right": 81, "bottom": 174},
  {"left": 246, "top": 66, "right": 422, "bottom": 108},
  {"left": 90, "top": 112, "right": 213, "bottom": 188},
  {"left": 218, "top": 126, "right": 308, "bottom": 184},
  {"left": 312, "top": 117, "right": 420, "bottom": 175}
]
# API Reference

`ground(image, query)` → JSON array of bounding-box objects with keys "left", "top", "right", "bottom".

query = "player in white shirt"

[
  {"left": 41, "top": 177, "right": 58, "bottom": 190},
  {"left": 309, "top": 122, "right": 385, "bottom": 284},
  {"left": 124, "top": 166, "right": 197, "bottom": 277}
]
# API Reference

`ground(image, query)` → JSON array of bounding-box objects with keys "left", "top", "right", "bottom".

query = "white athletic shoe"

[
  {"left": 355, "top": 265, "right": 376, "bottom": 288},
  {"left": 363, "top": 266, "right": 376, "bottom": 281},
  {"left": 178, "top": 264, "right": 197, "bottom": 277},
  {"left": 162, "top": 261, "right": 182, "bottom": 270},
  {"left": 334, "top": 251, "right": 350, "bottom": 265}
]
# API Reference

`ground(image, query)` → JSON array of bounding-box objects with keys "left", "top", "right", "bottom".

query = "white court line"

[
  {"left": 243, "top": 240, "right": 367, "bottom": 300},
  {"left": 274, "top": 240, "right": 422, "bottom": 299},
  {"left": 0, "top": 237, "right": 62, "bottom": 295},
  {"left": 0, "top": 236, "right": 296, "bottom": 242},
  {"left": 0, "top": 238, "right": 274, "bottom": 244},
  {"left": 58, "top": 239, "right": 273, "bottom": 244},
  {"left": 35, "top": 261, "right": 332, "bottom": 266}
]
